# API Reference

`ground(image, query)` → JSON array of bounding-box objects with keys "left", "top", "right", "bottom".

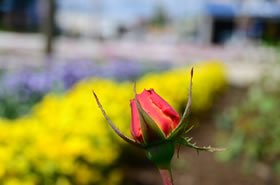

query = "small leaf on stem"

[{"left": 176, "top": 137, "right": 227, "bottom": 153}]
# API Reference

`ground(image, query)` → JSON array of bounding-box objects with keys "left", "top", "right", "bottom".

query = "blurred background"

[{"left": 0, "top": 0, "right": 280, "bottom": 185}]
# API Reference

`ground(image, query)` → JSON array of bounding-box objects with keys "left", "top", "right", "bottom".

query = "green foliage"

[
  {"left": 150, "top": 5, "right": 168, "bottom": 27},
  {"left": 216, "top": 79, "right": 280, "bottom": 173}
]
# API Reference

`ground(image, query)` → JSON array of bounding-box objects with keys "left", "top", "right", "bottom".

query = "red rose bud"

[
  {"left": 93, "top": 67, "right": 227, "bottom": 154},
  {"left": 130, "top": 89, "right": 180, "bottom": 144},
  {"left": 93, "top": 67, "right": 226, "bottom": 185}
]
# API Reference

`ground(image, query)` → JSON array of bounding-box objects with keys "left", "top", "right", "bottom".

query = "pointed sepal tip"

[{"left": 92, "top": 90, "right": 143, "bottom": 148}]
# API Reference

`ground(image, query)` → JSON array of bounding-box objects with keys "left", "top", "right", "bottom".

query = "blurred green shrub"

[
  {"left": 0, "top": 62, "right": 226, "bottom": 185},
  {"left": 216, "top": 79, "right": 280, "bottom": 174}
]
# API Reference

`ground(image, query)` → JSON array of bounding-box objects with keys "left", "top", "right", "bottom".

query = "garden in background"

[
  {"left": 1, "top": 0, "right": 280, "bottom": 185},
  {"left": 0, "top": 60, "right": 227, "bottom": 185},
  {"left": 0, "top": 55, "right": 279, "bottom": 185}
]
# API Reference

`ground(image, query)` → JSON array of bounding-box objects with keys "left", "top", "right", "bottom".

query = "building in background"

[
  {"left": 0, "top": 0, "right": 41, "bottom": 31},
  {"left": 203, "top": 0, "right": 280, "bottom": 44}
]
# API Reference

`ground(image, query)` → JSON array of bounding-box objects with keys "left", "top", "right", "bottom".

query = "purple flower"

[{"left": 0, "top": 58, "right": 171, "bottom": 119}]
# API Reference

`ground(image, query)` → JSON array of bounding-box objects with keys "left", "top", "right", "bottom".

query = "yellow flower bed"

[
  {"left": 138, "top": 62, "right": 226, "bottom": 112},
  {"left": 0, "top": 62, "right": 226, "bottom": 185}
]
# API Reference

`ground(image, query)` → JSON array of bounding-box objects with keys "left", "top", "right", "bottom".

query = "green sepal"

[
  {"left": 134, "top": 85, "right": 166, "bottom": 144},
  {"left": 168, "top": 68, "right": 193, "bottom": 140},
  {"left": 175, "top": 136, "right": 227, "bottom": 153},
  {"left": 93, "top": 91, "right": 144, "bottom": 148}
]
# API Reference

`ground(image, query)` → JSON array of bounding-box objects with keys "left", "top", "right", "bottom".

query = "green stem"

[{"left": 159, "top": 167, "right": 174, "bottom": 185}]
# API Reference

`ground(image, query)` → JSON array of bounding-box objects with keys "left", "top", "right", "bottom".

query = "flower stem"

[{"left": 159, "top": 167, "right": 174, "bottom": 185}]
